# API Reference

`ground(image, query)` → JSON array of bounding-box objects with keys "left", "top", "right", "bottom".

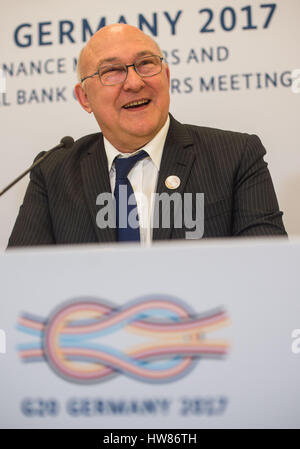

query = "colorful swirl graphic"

[{"left": 17, "top": 296, "right": 230, "bottom": 384}]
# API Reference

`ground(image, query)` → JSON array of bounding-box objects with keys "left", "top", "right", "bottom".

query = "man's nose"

[{"left": 122, "top": 66, "right": 145, "bottom": 91}]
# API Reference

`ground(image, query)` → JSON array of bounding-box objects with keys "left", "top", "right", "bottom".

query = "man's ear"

[{"left": 74, "top": 83, "right": 92, "bottom": 113}]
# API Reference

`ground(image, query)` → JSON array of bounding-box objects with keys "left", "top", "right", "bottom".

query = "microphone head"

[{"left": 60, "top": 136, "right": 74, "bottom": 149}]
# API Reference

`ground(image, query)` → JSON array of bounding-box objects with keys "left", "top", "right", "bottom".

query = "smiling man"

[
  {"left": 8, "top": 24, "right": 287, "bottom": 247},
  {"left": 75, "top": 25, "right": 170, "bottom": 152}
]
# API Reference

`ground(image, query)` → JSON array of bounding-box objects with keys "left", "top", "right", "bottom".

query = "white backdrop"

[{"left": 1, "top": 0, "right": 299, "bottom": 249}]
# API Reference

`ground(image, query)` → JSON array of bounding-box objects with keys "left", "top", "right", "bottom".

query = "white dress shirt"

[{"left": 103, "top": 115, "right": 170, "bottom": 246}]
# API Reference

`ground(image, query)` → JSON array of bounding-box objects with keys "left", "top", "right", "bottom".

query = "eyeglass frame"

[{"left": 80, "top": 54, "right": 164, "bottom": 86}]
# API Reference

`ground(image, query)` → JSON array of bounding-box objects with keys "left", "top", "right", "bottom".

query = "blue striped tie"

[{"left": 114, "top": 150, "right": 148, "bottom": 241}]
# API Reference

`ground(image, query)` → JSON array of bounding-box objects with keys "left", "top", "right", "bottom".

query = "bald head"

[{"left": 77, "top": 24, "right": 162, "bottom": 82}]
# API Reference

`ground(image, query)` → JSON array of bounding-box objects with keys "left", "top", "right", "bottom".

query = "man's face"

[{"left": 75, "top": 26, "right": 170, "bottom": 152}]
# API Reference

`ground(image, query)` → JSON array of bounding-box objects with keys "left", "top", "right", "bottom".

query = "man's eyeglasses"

[{"left": 80, "top": 55, "right": 164, "bottom": 86}]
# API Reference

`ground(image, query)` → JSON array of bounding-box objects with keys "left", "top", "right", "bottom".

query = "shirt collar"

[{"left": 104, "top": 115, "right": 170, "bottom": 172}]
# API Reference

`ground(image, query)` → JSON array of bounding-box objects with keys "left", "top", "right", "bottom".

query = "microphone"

[{"left": 0, "top": 136, "right": 74, "bottom": 197}]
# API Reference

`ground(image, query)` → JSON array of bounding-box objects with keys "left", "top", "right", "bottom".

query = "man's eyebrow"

[{"left": 97, "top": 51, "right": 156, "bottom": 66}]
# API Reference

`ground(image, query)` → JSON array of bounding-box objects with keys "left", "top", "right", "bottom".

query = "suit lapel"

[
  {"left": 80, "top": 135, "right": 117, "bottom": 243},
  {"left": 153, "top": 115, "right": 195, "bottom": 241}
]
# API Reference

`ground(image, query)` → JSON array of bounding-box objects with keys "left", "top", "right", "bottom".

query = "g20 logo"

[{"left": 17, "top": 296, "right": 230, "bottom": 384}]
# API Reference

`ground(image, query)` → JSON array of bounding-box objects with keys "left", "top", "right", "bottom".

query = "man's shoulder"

[
  {"left": 54, "top": 132, "right": 102, "bottom": 162},
  {"left": 181, "top": 121, "right": 252, "bottom": 146},
  {"left": 36, "top": 132, "right": 103, "bottom": 174},
  {"left": 170, "top": 116, "right": 264, "bottom": 158}
]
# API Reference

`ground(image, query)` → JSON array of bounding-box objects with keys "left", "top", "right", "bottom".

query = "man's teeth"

[{"left": 124, "top": 99, "right": 150, "bottom": 109}]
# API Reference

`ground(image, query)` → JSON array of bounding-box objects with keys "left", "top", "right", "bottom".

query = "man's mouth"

[{"left": 122, "top": 99, "right": 151, "bottom": 110}]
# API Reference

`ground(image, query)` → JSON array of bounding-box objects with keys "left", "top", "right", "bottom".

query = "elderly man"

[{"left": 8, "top": 24, "right": 286, "bottom": 247}]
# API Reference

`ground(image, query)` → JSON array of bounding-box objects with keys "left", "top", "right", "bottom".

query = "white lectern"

[{"left": 0, "top": 239, "right": 299, "bottom": 428}]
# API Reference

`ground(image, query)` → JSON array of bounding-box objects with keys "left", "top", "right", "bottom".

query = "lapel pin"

[{"left": 165, "top": 175, "right": 181, "bottom": 190}]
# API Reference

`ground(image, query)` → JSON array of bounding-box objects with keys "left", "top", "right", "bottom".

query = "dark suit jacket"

[{"left": 8, "top": 114, "right": 287, "bottom": 247}]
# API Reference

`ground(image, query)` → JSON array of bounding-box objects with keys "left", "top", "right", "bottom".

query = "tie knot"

[{"left": 114, "top": 150, "right": 148, "bottom": 180}]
